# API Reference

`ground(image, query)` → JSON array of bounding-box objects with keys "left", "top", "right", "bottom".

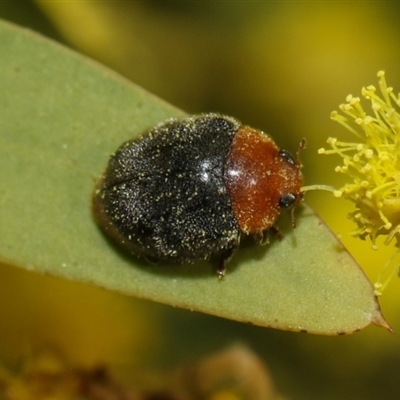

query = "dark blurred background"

[{"left": 1, "top": 1, "right": 400, "bottom": 399}]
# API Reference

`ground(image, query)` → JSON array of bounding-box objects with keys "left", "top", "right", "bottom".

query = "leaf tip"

[{"left": 372, "top": 309, "right": 393, "bottom": 333}]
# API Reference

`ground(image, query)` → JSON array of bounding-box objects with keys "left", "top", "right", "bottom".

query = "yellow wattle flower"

[{"left": 319, "top": 71, "right": 400, "bottom": 294}]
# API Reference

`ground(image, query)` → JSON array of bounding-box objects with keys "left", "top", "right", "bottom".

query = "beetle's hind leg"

[
  {"left": 216, "top": 247, "right": 237, "bottom": 278},
  {"left": 217, "top": 259, "right": 226, "bottom": 279}
]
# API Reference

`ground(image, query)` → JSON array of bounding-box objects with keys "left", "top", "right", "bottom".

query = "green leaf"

[{"left": 0, "top": 19, "right": 389, "bottom": 335}]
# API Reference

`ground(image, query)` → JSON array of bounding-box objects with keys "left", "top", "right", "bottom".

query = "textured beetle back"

[{"left": 93, "top": 114, "right": 242, "bottom": 263}]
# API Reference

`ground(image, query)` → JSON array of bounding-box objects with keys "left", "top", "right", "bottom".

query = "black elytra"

[{"left": 93, "top": 114, "right": 242, "bottom": 267}]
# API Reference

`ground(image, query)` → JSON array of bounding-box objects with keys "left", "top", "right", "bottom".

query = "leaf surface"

[{"left": 0, "top": 20, "right": 388, "bottom": 335}]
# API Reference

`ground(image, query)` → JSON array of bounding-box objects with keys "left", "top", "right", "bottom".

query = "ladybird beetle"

[{"left": 92, "top": 113, "right": 303, "bottom": 277}]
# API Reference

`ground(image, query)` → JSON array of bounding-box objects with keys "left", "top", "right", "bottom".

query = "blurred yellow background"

[{"left": 1, "top": 1, "right": 400, "bottom": 398}]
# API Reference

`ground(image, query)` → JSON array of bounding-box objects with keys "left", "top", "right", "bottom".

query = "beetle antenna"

[
  {"left": 297, "top": 138, "right": 306, "bottom": 165},
  {"left": 301, "top": 185, "right": 336, "bottom": 193}
]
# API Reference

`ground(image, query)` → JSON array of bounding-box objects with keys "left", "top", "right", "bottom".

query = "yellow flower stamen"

[
  {"left": 374, "top": 249, "right": 400, "bottom": 296},
  {"left": 319, "top": 71, "right": 400, "bottom": 294}
]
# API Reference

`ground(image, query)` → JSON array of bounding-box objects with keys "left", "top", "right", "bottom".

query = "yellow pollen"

[{"left": 320, "top": 71, "right": 400, "bottom": 294}]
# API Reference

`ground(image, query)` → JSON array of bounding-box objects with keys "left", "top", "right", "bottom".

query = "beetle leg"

[
  {"left": 252, "top": 230, "right": 269, "bottom": 245},
  {"left": 216, "top": 244, "right": 238, "bottom": 278},
  {"left": 217, "top": 259, "right": 226, "bottom": 279},
  {"left": 270, "top": 226, "right": 283, "bottom": 240}
]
